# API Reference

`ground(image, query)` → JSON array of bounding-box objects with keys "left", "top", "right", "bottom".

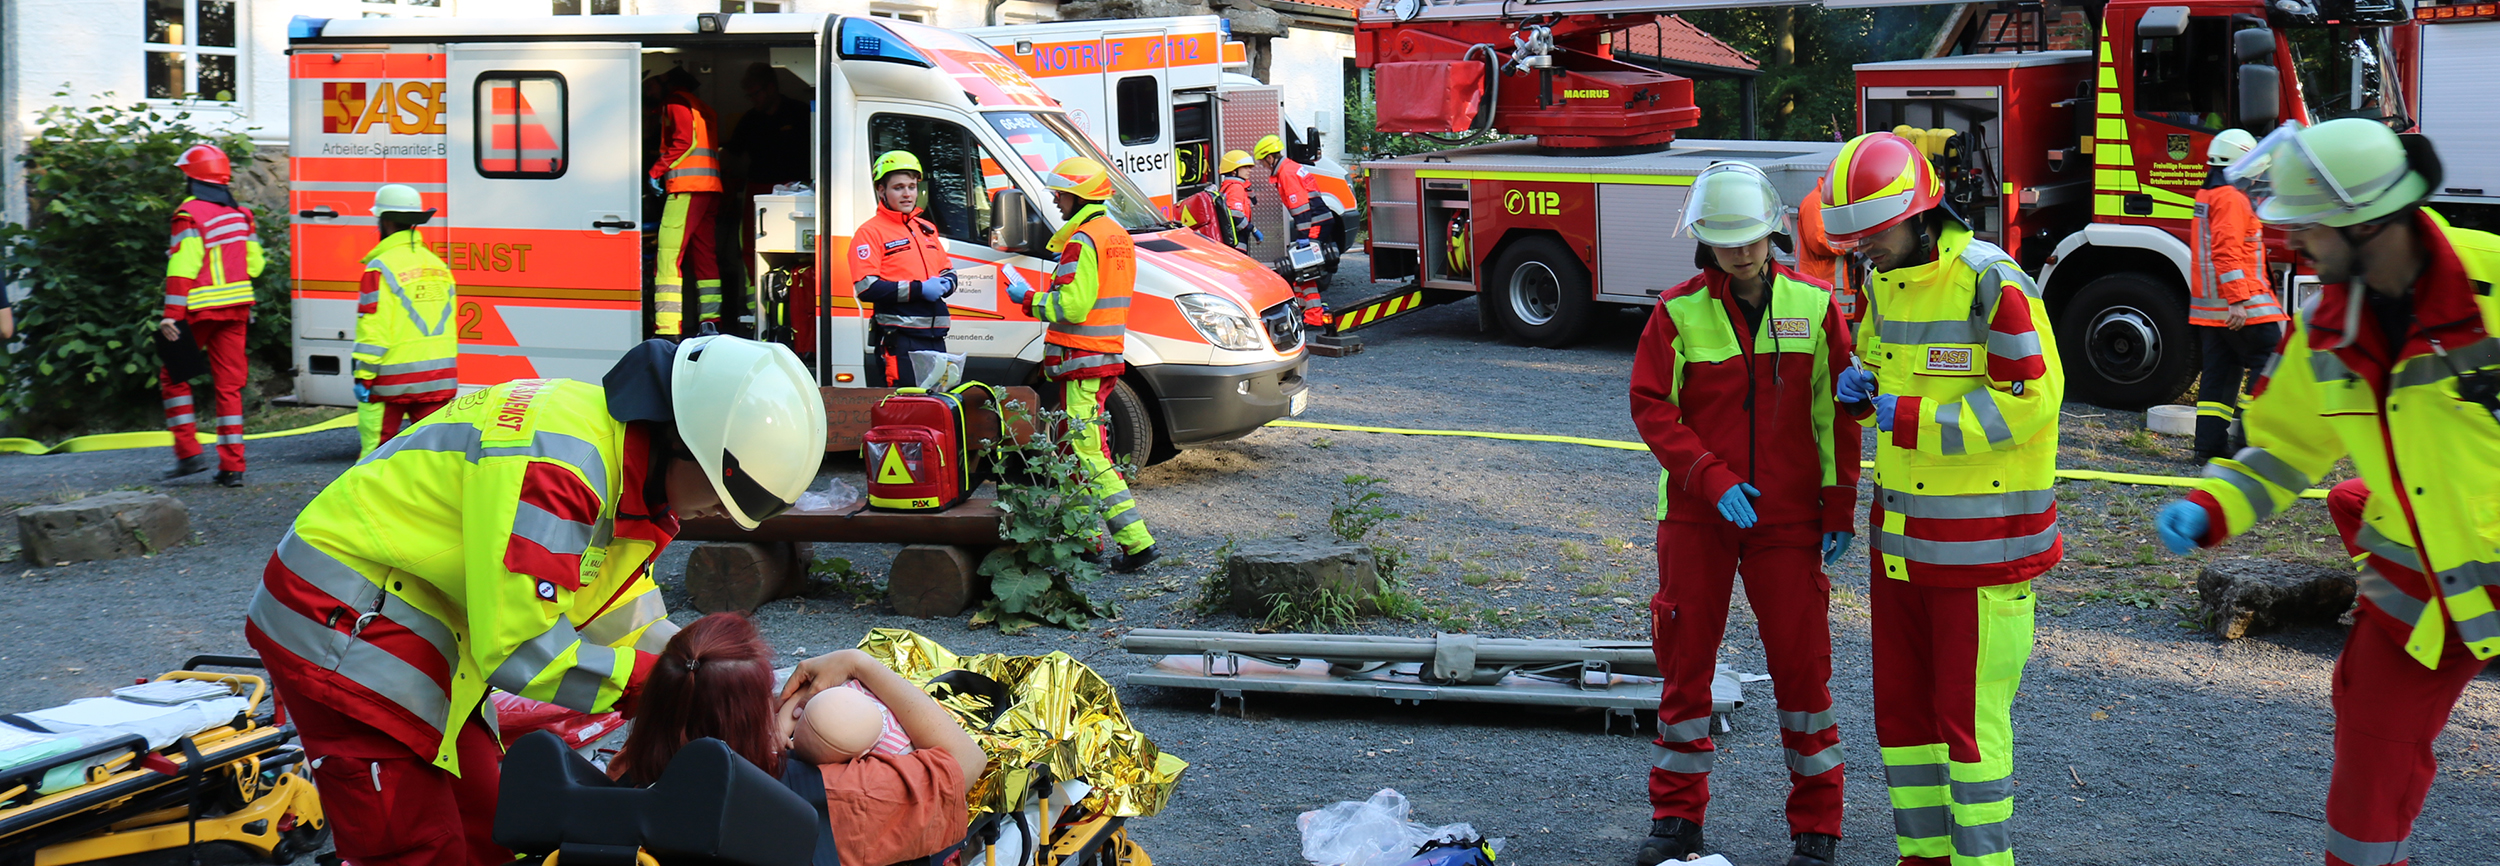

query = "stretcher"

[
  {"left": 1117, "top": 629, "right": 1749, "bottom": 733},
  {"left": 0, "top": 656, "right": 326, "bottom": 866}
]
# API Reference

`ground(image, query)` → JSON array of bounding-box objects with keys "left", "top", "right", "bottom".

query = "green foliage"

[
  {"left": 1328, "top": 474, "right": 1400, "bottom": 544},
  {"left": 0, "top": 93, "right": 293, "bottom": 433},
  {"left": 1673, "top": 7, "right": 1957, "bottom": 142},
  {"left": 803, "top": 556, "right": 880, "bottom": 604},
  {"left": 974, "top": 405, "right": 1115, "bottom": 635},
  {"left": 1261, "top": 584, "right": 1364, "bottom": 632}
]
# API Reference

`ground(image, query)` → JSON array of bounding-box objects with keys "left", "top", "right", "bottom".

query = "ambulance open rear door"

[{"left": 443, "top": 42, "right": 644, "bottom": 387}]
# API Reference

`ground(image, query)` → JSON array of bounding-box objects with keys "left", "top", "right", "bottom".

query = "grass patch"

[{"left": 1558, "top": 540, "right": 1589, "bottom": 562}]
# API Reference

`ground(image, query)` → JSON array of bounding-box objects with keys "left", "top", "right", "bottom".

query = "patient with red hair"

[{"left": 604, "top": 612, "right": 985, "bottom": 866}]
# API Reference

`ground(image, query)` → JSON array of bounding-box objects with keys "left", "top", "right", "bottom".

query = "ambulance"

[
  {"left": 284, "top": 12, "right": 1310, "bottom": 465},
  {"left": 965, "top": 16, "right": 1361, "bottom": 264}
]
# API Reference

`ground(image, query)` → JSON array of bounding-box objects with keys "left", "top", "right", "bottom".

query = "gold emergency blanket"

[{"left": 857, "top": 628, "right": 1188, "bottom": 819}]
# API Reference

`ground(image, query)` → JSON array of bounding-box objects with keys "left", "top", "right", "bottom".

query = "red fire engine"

[{"left": 1343, "top": 0, "right": 2419, "bottom": 409}]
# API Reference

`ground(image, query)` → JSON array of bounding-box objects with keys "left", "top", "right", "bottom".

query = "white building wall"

[{"left": 1266, "top": 26, "right": 1349, "bottom": 167}]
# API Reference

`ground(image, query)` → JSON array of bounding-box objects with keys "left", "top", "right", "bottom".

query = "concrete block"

[
  {"left": 684, "top": 541, "right": 813, "bottom": 615},
  {"left": 889, "top": 545, "right": 981, "bottom": 618},
  {"left": 1223, "top": 537, "right": 1379, "bottom": 617},
  {"left": 16, "top": 492, "right": 190, "bottom": 565},
  {"left": 2197, "top": 558, "right": 2356, "bottom": 640}
]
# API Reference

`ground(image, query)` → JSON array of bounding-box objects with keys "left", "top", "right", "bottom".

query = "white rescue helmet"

[
  {"left": 372, "top": 184, "right": 437, "bottom": 224},
  {"left": 670, "top": 335, "right": 826, "bottom": 529},
  {"left": 1676, "top": 161, "right": 1788, "bottom": 248},
  {"left": 2206, "top": 128, "right": 2257, "bottom": 166}
]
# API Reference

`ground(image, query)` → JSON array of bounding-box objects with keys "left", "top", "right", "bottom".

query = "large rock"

[
  {"left": 16, "top": 491, "right": 191, "bottom": 565},
  {"left": 1223, "top": 538, "right": 1380, "bottom": 617},
  {"left": 684, "top": 542, "right": 813, "bottom": 615},
  {"left": 2197, "top": 558, "right": 2357, "bottom": 640}
]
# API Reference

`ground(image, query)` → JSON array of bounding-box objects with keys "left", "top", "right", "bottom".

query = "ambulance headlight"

[{"left": 1175, "top": 293, "right": 1265, "bottom": 351}]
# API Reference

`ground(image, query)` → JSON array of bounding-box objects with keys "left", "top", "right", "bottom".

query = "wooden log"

[
  {"left": 888, "top": 545, "right": 982, "bottom": 618},
  {"left": 676, "top": 498, "right": 1004, "bottom": 546},
  {"left": 683, "top": 541, "right": 813, "bottom": 615}
]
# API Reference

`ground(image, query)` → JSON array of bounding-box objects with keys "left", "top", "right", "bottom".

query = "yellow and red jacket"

[
  {"left": 1630, "top": 263, "right": 1862, "bottom": 531},
  {"left": 164, "top": 197, "right": 265, "bottom": 320},
  {"left": 2190, "top": 185, "right": 2288, "bottom": 327},
  {"left": 1857, "top": 224, "right": 2065, "bottom": 587},
  {"left": 849, "top": 204, "right": 951, "bottom": 337},
  {"left": 2189, "top": 210, "right": 2500, "bottom": 667},
  {"left": 652, "top": 89, "right": 722, "bottom": 194},
  {"left": 1027, "top": 203, "right": 1134, "bottom": 379},
  {"left": 355, "top": 231, "right": 460, "bottom": 405},
  {"left": 244, "top": 379, "right": 677, "bottom": 771}
]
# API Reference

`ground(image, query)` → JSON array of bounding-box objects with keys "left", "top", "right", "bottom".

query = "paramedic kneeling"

[{"left": 243, "top": 336, "right": 823, "bottom": 866}]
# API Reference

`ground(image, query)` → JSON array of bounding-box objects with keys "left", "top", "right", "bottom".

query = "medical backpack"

[{"left": 863, "top": 382, "right": 1000, "bottom": 513}]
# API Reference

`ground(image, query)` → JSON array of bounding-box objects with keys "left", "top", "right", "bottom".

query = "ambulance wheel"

[
  {"left": 1104, "top": 378, "right": 1154, "bottom": 475},
  {"left": 2058, "top": 272, "right": 2198, "bottom": 410},
  {"left": 1491, "top": 236, "right": 1594, "bottom": 347}
]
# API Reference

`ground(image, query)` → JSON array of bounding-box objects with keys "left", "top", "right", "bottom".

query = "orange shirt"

[{"left": 819, "top": 750, "right": 967, "bottom": 866}]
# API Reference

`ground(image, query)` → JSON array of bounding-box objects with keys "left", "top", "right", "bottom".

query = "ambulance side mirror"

[{"left": 989, "top": 189, "right": 1046, "bottom": 255}]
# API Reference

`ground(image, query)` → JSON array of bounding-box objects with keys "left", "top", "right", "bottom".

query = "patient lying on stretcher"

[{"left": 607, "top": 613, "right": 985, "bottom": 866}]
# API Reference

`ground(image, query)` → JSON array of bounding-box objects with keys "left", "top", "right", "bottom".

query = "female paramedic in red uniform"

[{"left": 1627, "top": 161, "right": 1861, "bottom": 866}]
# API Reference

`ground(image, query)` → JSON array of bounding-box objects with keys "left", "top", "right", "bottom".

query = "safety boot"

[
  {"left": 1631, "top": 817, "right": 1704, "bottom": 866},
  {"left": 214, "top": 470, "right": 246, "bottom": 488},
  {"left": 163, "top": 453, "right": 213, "bottom": 480},
  {"left": 1788, "top": 832, "right": 1838, "bottom": 866},
  {"left": 1112, "top": 544, "right": 1160, "bottom": 573}
]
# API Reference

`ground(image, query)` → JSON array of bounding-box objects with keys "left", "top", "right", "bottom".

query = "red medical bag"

[{"left": 863, "top": 383, "right": 999, "bottom": 512}]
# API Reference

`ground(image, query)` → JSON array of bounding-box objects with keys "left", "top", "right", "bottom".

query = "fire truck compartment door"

[
  {"left": 2423, "top": 21, "right": 2500, "bottom": 205},
  {"left": 446, "top": 42, "right": 644, "bottom": 387},
  {"left": 1597, "top": 183, "right": 1698, "bottom": 303}
]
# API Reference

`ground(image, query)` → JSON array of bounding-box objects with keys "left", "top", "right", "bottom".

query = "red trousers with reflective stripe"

[
  {"left": 281, "top": 687, "right": 508, "bottom": 866},
  {"left": 1647, "top": 519, "right": 1844, "bottom": 837},
  {"left": 161, "top": 316, "right": 249, "bottom": 472},
  {"left": 2323, "top": 479, "right": 2485, "bottom": 866},
  {"left": 379, "top": 399, "right": 448, "bottom": 445}
]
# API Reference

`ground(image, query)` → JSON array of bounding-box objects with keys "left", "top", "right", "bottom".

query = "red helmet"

[
  {"left": 176, "top": 144, "right": 231, "bottom": 184},
  {"left": 1819, "top": 132, "right": 1943, "bottom": 249}
]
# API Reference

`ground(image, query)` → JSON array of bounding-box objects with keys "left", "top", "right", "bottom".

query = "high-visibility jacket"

[
  {"left": 2191, "top": 185, "right": 2288, "bottom": 327},
  {"left": 2188, "top": 209, "right": 2500, "bottom": 668},
  {"left": 1269, "top": 158, "right": 1328, "bottom": 239},
  {"left": 850, "top": 204, "right": 951, "bottom": 337},
  {"left": 653, "top": 89, "right": 722, "bottom": 194},
  {"left": 164, "top": 197, "right": 265, "bottom": 319},
  {"left": 1221, "top": 177, "right": 1254, "bottom": 229},
  {"left": 1796, "top": 178, "right": 1862, "bottom": 327},
  {"left": 1029, "top": 203, "right": 1133, "bottom": 378},
  {"left": 1857, "top": 225, "right": 2065, "bottom": 588},
  {"left": 355, "top": 231, "right": 460, "bottom": 404},
  {"left": 243, "top": 379, "right": 677, "bottom": 771},
  {"left": 1630, "top": 263, "right": 1862, "bottom": 529}
]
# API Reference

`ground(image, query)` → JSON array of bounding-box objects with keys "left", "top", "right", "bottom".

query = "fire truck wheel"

[
  {"left": 2057, "top": 271, "right": 2198, "bottom": 410},
  {"left": 1490, "top": 236, "right": 1594, "bottom": 348}
]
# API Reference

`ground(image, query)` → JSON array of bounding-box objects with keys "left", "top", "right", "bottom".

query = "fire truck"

[
  {"left": 283, "top": 12, "right": 1312, "bottom": 465},
  {"left": 1346, "top": 0, "right": 2420, "bottom": 409}
]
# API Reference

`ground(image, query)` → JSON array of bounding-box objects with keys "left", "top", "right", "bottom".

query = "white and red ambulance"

[{"left": 286, "top": 11, "right": 1309, "bottom": 463}]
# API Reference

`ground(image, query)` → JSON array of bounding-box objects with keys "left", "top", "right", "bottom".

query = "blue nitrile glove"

[
  {"left": 1873, "top": 394, "right": 1899, "bottom": 432},
  {"left": 1836, "top": 366, "right": 1876, "bottom": 404},
  {"left": 1717, "top": 483, "right": 1761, "bottom": 529},
  {"left": 648, "top": 177, "right": 664, "bottom": 196},
  {"left": 1251, "top": 227, "right": 1265, "bottom": 242},
  {"left": 1002, "top": 268, "right": 1034, "bottom": 304},
  {"left": 1822, "top": 531, "right": 1853, "bottom": 565},
  {"left": 923, "top": 271, "right": 958, "bottom": 300},
  {"left": 353, "top": 380, "right": 371, "bottom": 403},
  {"left": 2156, "top": 500, "right": 2209, "bottom": 554}
]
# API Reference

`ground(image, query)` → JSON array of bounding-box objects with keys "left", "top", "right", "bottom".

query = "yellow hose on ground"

[
  {"left": 0, "top": 411, "right": 356, "bottom": 457},
  {"left": 1267, "top": 420, "right": 2331, "bottom": 500}
]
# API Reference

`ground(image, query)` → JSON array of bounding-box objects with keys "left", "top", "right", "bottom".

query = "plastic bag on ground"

[
  {"left": 911, "top": 351, "right": 966, "bottom": 391},
  {"left": 795, "top": 476, "right": 861, "bottom": 513},
  {"left": 1297, "top": 789, "right": 1503, "bottom": 866}
]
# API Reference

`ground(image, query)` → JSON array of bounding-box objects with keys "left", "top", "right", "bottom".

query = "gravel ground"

[{"left": 5, "top": 254, "right": 2496, "bottom": 865}]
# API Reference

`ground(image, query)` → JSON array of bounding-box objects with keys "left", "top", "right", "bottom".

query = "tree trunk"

[{"left": 1773, "top": 9, "right": 1796, "bottom": 67}]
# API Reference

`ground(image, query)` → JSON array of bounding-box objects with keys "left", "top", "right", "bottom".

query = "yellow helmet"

[
  {"left": 1046, "top": 157, "right": 1117, "bottom": 201},
  {"left": 1219, "top": 149, "right": 1255, "bottom": 175},
  {"left": 872, "top": 150, "right": 923, "bottom": 183},
  {"left": 1253, "top": 134, "right": 1284, "bottom": 160}
]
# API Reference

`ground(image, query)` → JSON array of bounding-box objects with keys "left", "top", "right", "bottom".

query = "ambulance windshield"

[{"left": 984, "top": 111, "right": 1169, "bottom": 232}]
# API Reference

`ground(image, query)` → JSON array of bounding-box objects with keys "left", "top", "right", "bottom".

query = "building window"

[
  {"left": 869, "top": 6, "right": 930, "bottom": 23},
  {"left": 476, "top": 73, "right": 569, "bottom": 178},
  {"left": 145, "top": 0, "right": 240, "bottom": 103},
  {"left": 552, "top": 0, "right": 622, "bottom": 13},
  {"left": 722, "top": 1, "right": 784, "bottom": 10},
  {"left": 1115, "top": 76, "right": 1160, "bottom": 146}
]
